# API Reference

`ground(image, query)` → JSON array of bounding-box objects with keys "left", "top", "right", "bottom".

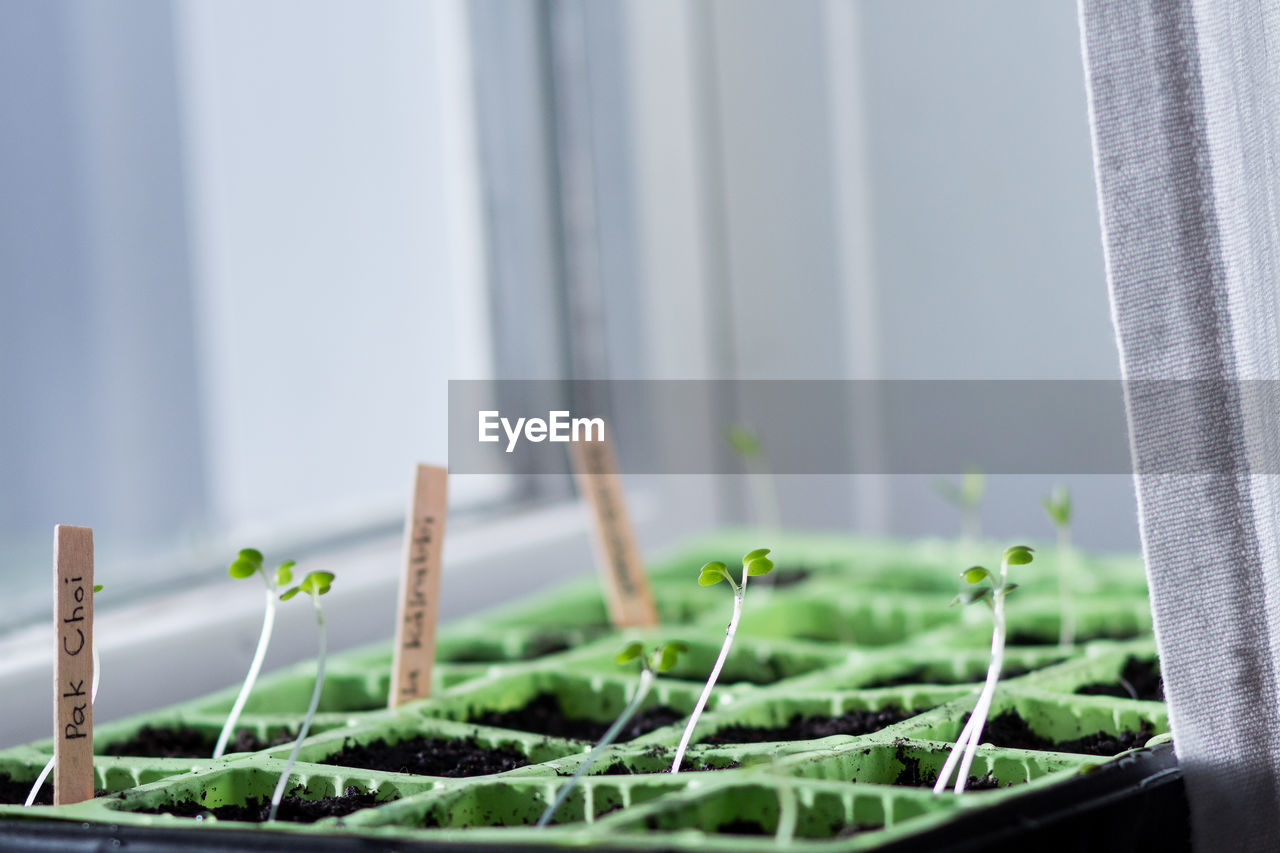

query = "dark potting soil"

[
  {"left": 717, "top": 818, "right": 770, "bottom": 835},
  {"left": 0, "top": 775, "right": 107, "bottom": 806},
  {"left": 863, "top": 659, "right": 1065, "bottom": 689},
  {"left": 712, "top": 818, "right": 881, "bottom": 838},
  {"left": 598, "top": 758, "right": 741, "bottom": 774},
  {"left": 891, "top": 743, "right": 1001, "bottom": 790},
  {"left": 101, "top": 724, "right": 292, "bottom": 758},
  {"left": 1076, "top": 656, "right": 1164, "bottom": 702},
  {"left": 0, "top": 773, "right": 49, "bottom": 805},
  {"left": 150, "top": 786, "right": 380, "bottom": 823},
  {"left": 960, "top": 710, "right": 1156, "bottom": 756},
  {"left": 470, "top": 693, "right": 683, "bottom": 742},
  {"left": 1008, "top": 626, "right": 1141, "bottom": 646},
  {"left": 322, "top": 735, "right": 529, "bottom": 776},
  {"left": 702, "top": 705, "right": 922, "bottom": 745}
]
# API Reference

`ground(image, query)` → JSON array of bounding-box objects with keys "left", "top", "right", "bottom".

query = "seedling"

[
  {"left": 933, "top": 466, "right": 984, "bottom": 542},
  {"left": 213, "top": 549, "right": 297, "bottom": 759},
  {"left": 726, "top": 426, "right": 781, "bottom": 532},
  {"left": 268, "top": 569, "right": 336, "bottom": 822},
  {"left": 933, "top": 545, "right": 1033, "bottom": 795},
  {"left": 1042, "top": 485, "right": 1075, "bottom": 646},
  {"left": 26, "top": 584, "right": 103, "bottom": 807},
  {"left": 670, "top": 548, "right": 774, "bottom": 773},
  {"left": 537, "top": 641, "right": 687, "bottom": 828}
]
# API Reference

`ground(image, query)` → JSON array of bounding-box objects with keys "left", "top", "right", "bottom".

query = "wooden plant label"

[
  {"left": 389, "top": 464, "right": 447, "bottom": 708},
  {"left": 53, "top": 524, "right": 93, "bottom": 805},
  {"left": 569, "top": 433, "right": 658, "bottom": 627}
]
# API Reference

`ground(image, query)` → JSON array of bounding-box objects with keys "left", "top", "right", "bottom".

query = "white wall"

[
  {"left": 621, "top": 0, "right": 1139, "bottom": 550},
  {"left": 175, "top": 0, "right": 497, "bottom": 540}
]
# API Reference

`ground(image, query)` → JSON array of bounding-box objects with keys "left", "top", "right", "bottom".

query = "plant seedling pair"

[
  {"left": 224, "top": 549, "right": 335, "bottom": 822},
  {"left": 934, "top": 544, "right": 1033, "bottom": 795},
  {"left": 536, "top": 641, "right": 688, "bottom": 828},
  {"left": 216, "top": 550, "right": 297, "bottom": 759}
]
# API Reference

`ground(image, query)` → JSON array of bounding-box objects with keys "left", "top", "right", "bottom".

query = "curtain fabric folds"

[{"left": 1078, "top": 1, "right": 1280, "bottom": 849}]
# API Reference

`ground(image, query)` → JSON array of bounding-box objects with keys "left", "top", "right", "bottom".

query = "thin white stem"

[
  {"left": 671, "top": 589, "right": 743, "bottom": 773},
  {"left": 537, "top": 669, "right": 654, "bottom": 827},
  {"left": 1057, "top": 526, "right": 1075, "bottom": 648},
  {"left": 932, "top": 708, "right": 980, "bottom": 795},
  {"left": 214, "top": 588, "right": 277, "bottom": 759},
  {"left": 25, "top": 759, "right": 54, "bottom": 809},
  {"left": 935, "top": 560, "right": 1007, "bottom": 796},
  {"left": 268, "top": 595, "right": 326, "bottom": 822},
  {"left": 27, "top": 644, "right": 101, "bottom": 807},
  {"left": 955, "top": 588, "right": 1006, "bottom": 793}
]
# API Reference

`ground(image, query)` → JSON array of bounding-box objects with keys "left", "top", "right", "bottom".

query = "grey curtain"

[{"left": 1078, "top": 1, "right": 1280, "bottom": 849}]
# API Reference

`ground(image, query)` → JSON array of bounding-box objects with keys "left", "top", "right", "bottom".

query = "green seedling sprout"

[
  {"left": 1042, "top": 485, "right": 1075, "bottom": 647},
  {"left": 537, "top": 641, "right": 687, "bottom": 828},
  {"left": 933, "top": 465, "right": 985, "bottom": 542},
  {"left": 268, "top": 569, "right": 335, "bottom": 823},
  {"left": 670, "top": 548, "right": 774, "bottom": 773},
  {"left": 933, "top": 545, "right": 1033, "bottom": 796},
  {"left": 26, "top": 584, "right": 103, "bottom": 807},
  {"left": 726, "top": 426, "right": 781, "bottom": 533},
  {"left": 213, "top": 549, "right": 297, "bottom": 760}
]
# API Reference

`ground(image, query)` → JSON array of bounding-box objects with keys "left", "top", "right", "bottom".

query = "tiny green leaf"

[
  {"left": 299, "top": 571, "right": 335, "bottom": 597},
  {"left": 962, "top": 566, "right": 990, "bottom": 585},
  {"left": 952, "top": 586, "right": 993, "bottom": 607},
  {"left": 961, "top": 467, "right": 985, "bottom": 503},
  {"left": 742, "top": 548, "right": 771, "bottom": 564},
  {"left": 228, "top": 556, "right": 260, "bottom": 579},
  {"left": 616, "top": 641, "right": 644, "bottom": 665},
  {"left": 1003, "top": 545, "right": 1035, "bottom": 566},
  {"left": 746, "top": 557, "right": 774, "bottom": 577},
  {"left": 1002, "top": 582, "right": 1020, "bottom": 595},
  {"left": 698, "top": 562, "right": 727, "bottom": 586},
  {"left": 92, "top": 584, "right": 103, "bottom": 593},
  {"left": 1042, "top": 485, "right": 1072, "bottom": 526},
  {"left": 275, "top": 561, "right": 295, "bottom": 587},
  {"left": 726, "top": 426, "right": 762, "bottom": 458},
  {"left": 279, "top": 586, "right": 301, "bottom": 601},
  {"left": 657, "top": 642, "right": 686, "bottom": 672}
]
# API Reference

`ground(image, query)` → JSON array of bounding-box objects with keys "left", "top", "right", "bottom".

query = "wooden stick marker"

[
  {"left": 569, "top": 431, "right": 658, "bottom": 627},
  {"left": 52, "top": 524, "right": 94, "bottom": 805},
  {"left": 389, "top": 464, "right": 448, "bottom": 708}
]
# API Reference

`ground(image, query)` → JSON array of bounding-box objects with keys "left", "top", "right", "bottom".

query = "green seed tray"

[{"left": 0, "top": 530, "right": 1172, "bottom": 851}]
